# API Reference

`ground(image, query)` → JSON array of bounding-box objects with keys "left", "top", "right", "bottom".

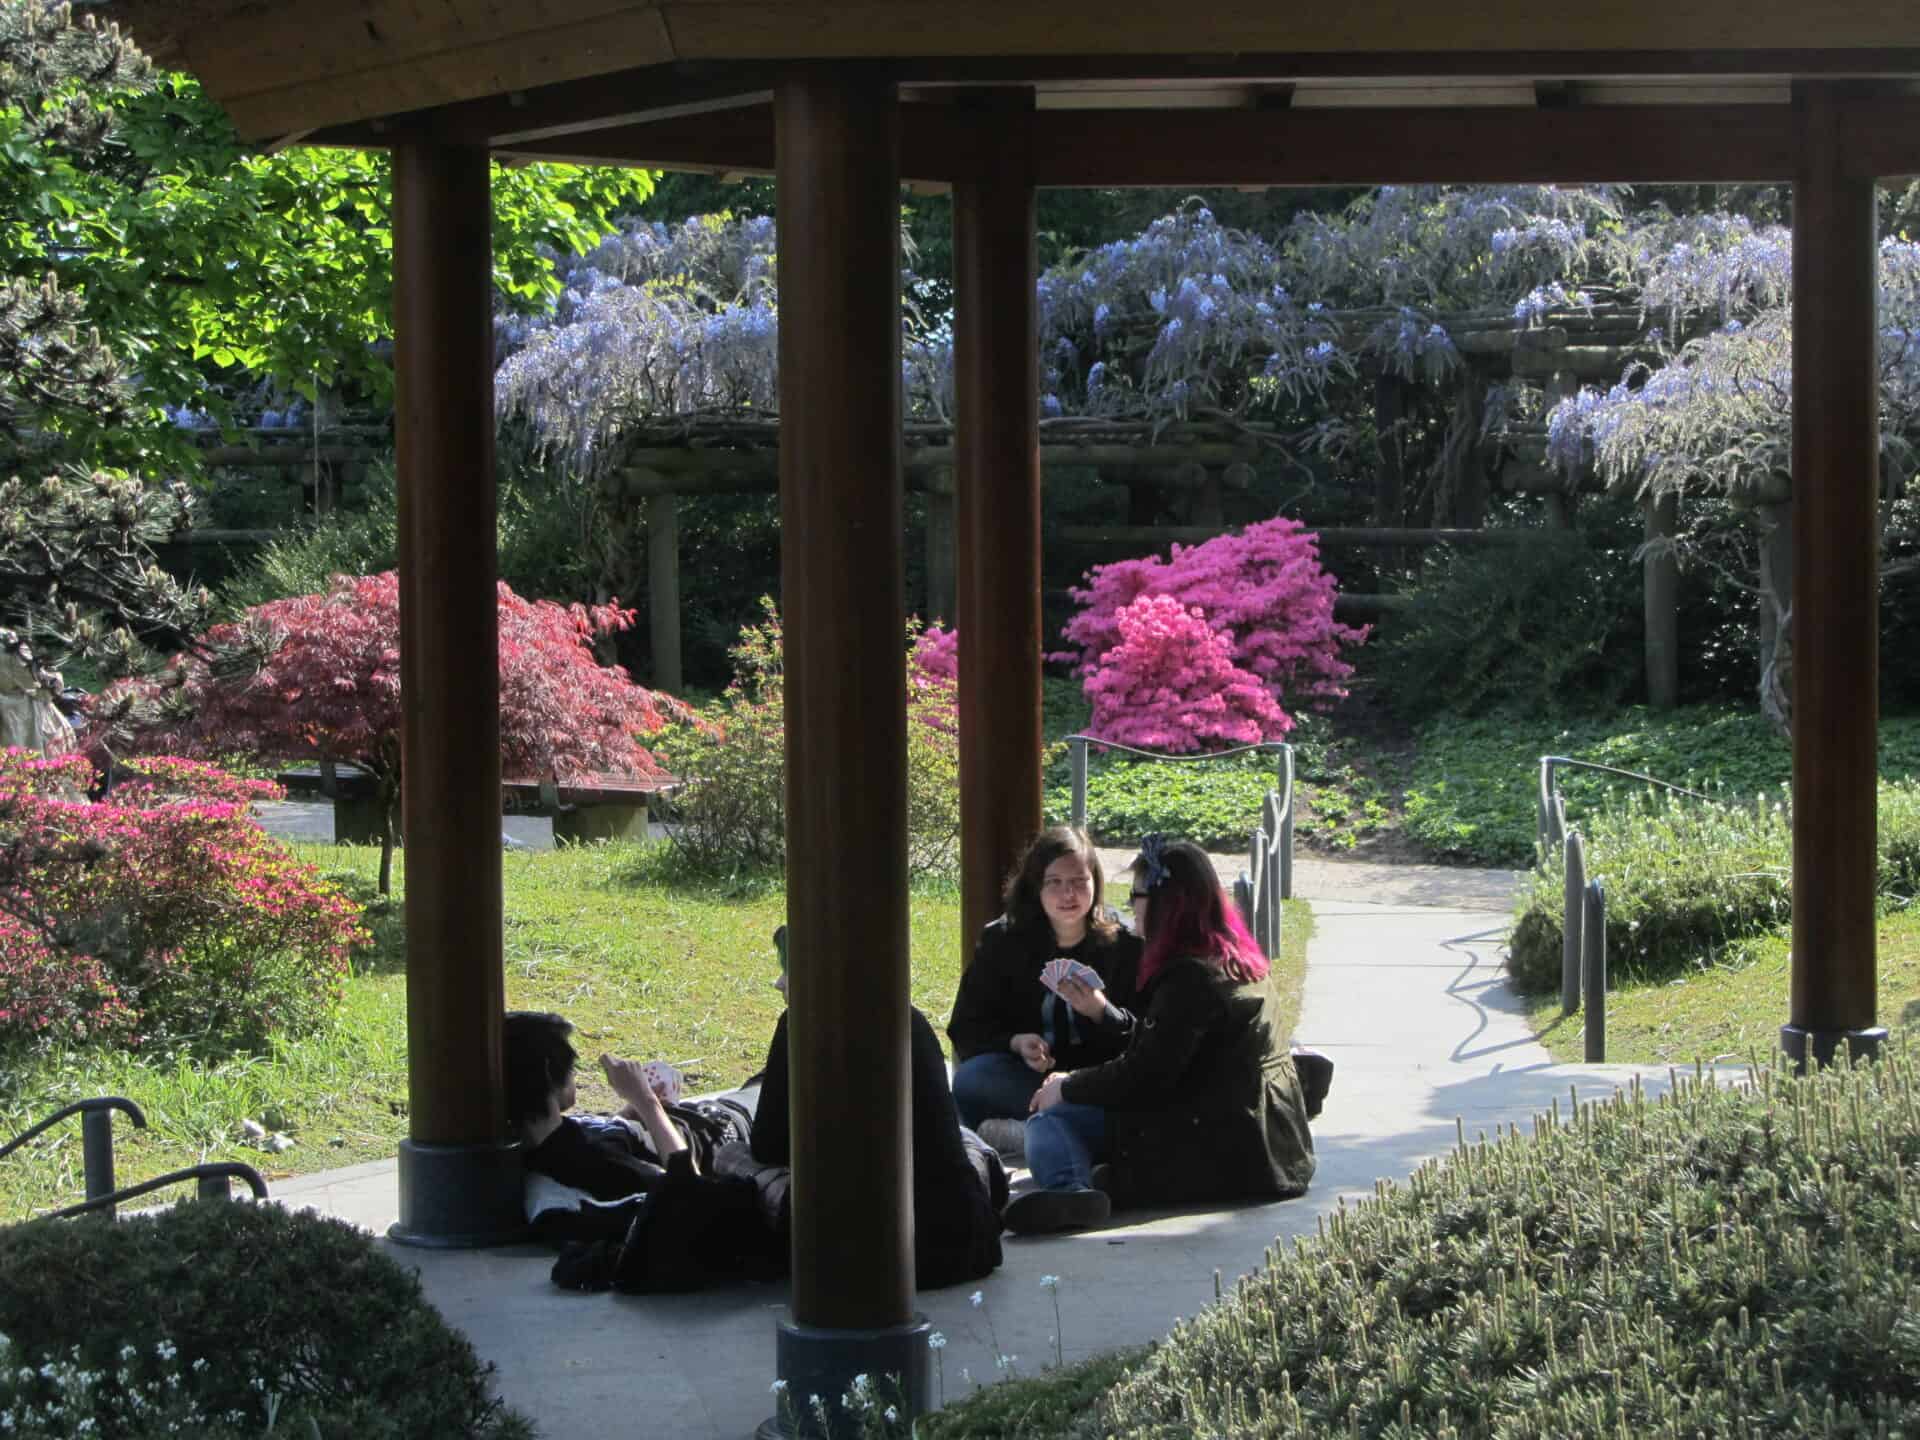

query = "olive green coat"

[{"left": 1060, "top": 956, "right": 1315, "bottom": 1209}]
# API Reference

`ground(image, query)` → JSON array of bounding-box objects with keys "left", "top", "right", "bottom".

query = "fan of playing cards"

[
  {"left": 1040, "top": 957, "right": 1103, "bottom": 995},
  {"left": 641, "top": 1060, "right": 684, "bottom": 1103}
]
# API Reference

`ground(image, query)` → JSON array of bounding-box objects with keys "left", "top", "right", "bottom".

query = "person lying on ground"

[
  {"left": 1001, "top": 835, "right": 1321, "bottom": 1236},
  {"left": 946, "top": 825, "right": 1142, "bottom": 1155}
]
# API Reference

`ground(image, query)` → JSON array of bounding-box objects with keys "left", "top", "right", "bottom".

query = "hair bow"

[{"left": 1137, "top": 833, "right": 1171, "bottom": 890}]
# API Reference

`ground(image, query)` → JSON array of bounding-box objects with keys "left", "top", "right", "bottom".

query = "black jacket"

[
  {"left": 754, "top": 1007, "right": 1003, "bottom": 1289},
  {"left": 1061, "top": 957, "right": 1315, "bottom": 1209},
  {"left": 946, "top": 916, "right": 1142, "bottom": 1070}
]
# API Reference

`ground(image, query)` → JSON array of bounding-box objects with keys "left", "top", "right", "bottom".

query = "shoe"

[
  {"left": 1088, "top": 1163, "right": 1113, "bottom": 1195},
  {"left": 976, "top": 1117, "right": 1027, "bottom": 1165},
  {"left": 1003, "top": 1186, "right": 1111, "bottom": 1235},
  {"left": 1293, "top": 1048, "right": 1334, "bottom": 1120}
]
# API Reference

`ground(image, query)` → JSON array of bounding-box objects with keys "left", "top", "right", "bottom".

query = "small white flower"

[
  {"left": 885, "top": 1406, "right": 899, "bottom": 1422},
  {"left": 969, "top": 1291, "right": 984, "bottom": 1307},
  {"left": 1039, "top": 1274, "right": 1060, "bottom": 1290},
  {"left": 770, "top": 1379, "right": 787, "bottom": 1394},
  {"left": 996, "top": 1353, "right": 1017, "bottom": 1370},
  {"left": 927, "top": 1332, "right": 947, "bottom": 1350}
]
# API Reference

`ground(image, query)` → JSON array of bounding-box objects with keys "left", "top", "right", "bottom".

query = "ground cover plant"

[
  {"left": 1403, "top": 705, "right": 1920, "bottom": 868},
  {"left": 0, "top": 1199, "right": 531, "bottom": 1438},
  {"left": 1529, "top": 901, "right": 1920, "bottom": 1066},
  {"left": 930, "top": 1037, "right": 1920, "bottom": 1438},
  {"left": 1507, "top": 781, "right": 1920, "bottom": 995}
]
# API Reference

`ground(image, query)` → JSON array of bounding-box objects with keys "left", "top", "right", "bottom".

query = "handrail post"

[
  {"left": 1069, "top": 736, "right": 1089, "bottom": 832},
  {"left": 1277, "top": 747, "right": 1295, "bottom": 900},
  {"left": 1537, "top": 757, "right": 1558, "bottom": 854},
  {"left": 1583, "top": 879, "right": 1607, "bottom": 1062},
  {"left": 81, "top": 1106, "right": 117, "bottom": 1219},
  {"left": 1250, "top": 828, "right": 1269, "bottom": 956},
  {"left": 198, "top": 1172, "right": 231, "bottom": 1201},
  {"left": 1562, "top": 830, "right": 1586, "bottom": 1016}
]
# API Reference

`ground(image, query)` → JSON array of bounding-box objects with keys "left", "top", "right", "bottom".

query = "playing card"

[{"left": 641, "top": 1060, "right": 683, "bottom": 1103}]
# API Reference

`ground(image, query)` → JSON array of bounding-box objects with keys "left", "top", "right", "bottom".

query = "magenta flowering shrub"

[
  {"left": 910, "top": 623, "right": 959, "bottom": 734},
  {"left": 1081, "top": 596, "right": 1290, "bottom": 752},
  {"left": 1057, "top": 518, "right": 1367, "bottom": 751},
  {"left": 0, "top": 749, "right": 367, "bottom": 1051}
]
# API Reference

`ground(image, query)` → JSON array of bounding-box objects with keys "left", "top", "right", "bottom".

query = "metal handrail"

[
  {"left": 44, "top": 1161, "right": 270, "bottom": 1220},
  {"left": 1, "top": 1097, "right": 149, "bottom": 1217},
  {"left": 1065, "top": 734, "right": 1295, "bottom": 899},
  {"left": 0, "top": 1096, "right": 147, "bottom": 1162},
  {"left": 1537, "top": 754, "right": 1711, "bottom": 852}
]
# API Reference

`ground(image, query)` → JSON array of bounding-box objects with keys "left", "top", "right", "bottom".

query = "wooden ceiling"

[{"left": 102, "top": 1, "right": 1920, "bottom": 152}]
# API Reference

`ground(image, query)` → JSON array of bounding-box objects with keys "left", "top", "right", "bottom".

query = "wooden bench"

[{"left": 275, "top": 764, "right": 679, "bottom": 846}]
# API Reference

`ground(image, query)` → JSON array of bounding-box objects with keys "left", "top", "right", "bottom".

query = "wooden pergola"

[{"left": 110, "top": 1, "right": 1919, "bottom": 1426}]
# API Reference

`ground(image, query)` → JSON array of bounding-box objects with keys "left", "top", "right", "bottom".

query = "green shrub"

[
  {"left": 1054, "top": 1043, "right": 1920, "bottom": 1438},
  {"left": 220, "top": 467, "right": 399, "bottom": 614},
  {"left": 658, "top": 601, "right": 960, "bottom": 881},
  {"left": 1044, "top": 751, "right": 1281, "bottom": 852},
  {"left": 1372, "top": 524, "right": 1643, "bottom": 721},
  {"left": 1508, "top": 781, "right": 1920, "bottom": 995},
  {"left": 0, "top": 1200, "right": 531, "bottom": 1439}
]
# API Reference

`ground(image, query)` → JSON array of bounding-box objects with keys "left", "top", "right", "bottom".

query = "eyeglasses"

[{"left": 1042, "top": 875, "right": 1095, "bottom": 894}]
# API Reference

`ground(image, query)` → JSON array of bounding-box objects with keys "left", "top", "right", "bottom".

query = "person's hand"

[
  {"left": 600, "top": 1054, "right": 663, "bottom": 1112},
  {"left": 1030, "top": 1071, "right": 1068, "bottom": 1113},
  {"left": 1056, "top": 976, "right": 1109, "bottom": 1021},
  {"left": 1010, "top": 1033, "right": 1053, "bottom": 1072}
]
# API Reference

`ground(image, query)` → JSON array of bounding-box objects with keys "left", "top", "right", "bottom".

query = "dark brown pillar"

[
  {"left": 1785, "top": 83, "right": 1885, "bottom": 1067},
  {"left": 1643, "top": 490, "right": 1680, "bottom": 710},
  {"left": 769, "top": 69, "right": 928, "bottom": 1432},
  {"left": 388, "top": 138, "right": 520, "bottom": 1246},
  {"left": 954, "top": 89, "right": 1043, "bottom": 955}
]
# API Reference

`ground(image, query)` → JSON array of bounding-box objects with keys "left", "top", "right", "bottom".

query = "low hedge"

[
  {"left": 1507, "top": 782, "right": 1920, "bottom": 995},
  {"left": 933, "top": 1037, "right": 1920, "bottom": 1437},
  {"left": 0, "top": 1201, "right": 530, "bottom": 1439}
]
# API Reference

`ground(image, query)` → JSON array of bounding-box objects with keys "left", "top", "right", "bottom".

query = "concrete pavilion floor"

[{"left": 260, "top": 814, "right": 1679, "bottom": 1439}]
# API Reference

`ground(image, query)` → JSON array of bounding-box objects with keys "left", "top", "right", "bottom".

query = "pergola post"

[
  {"left": 1643, "top": 490, "right": 1680, "bottom": 709},
  {"left": 766, "top": 68, "right": 928, "bottom": 1435},
  {"left": 1784, "top": 83, "right": 1886, "bottom": 1068},
  {"left": 646, "top": 491, "right": 683, "bottom": 693},
  {"left": 388, "top": 137, "right": 522, "bottom": 1245},
  {"left": 954, "top": 89, "right": 1043, "bottom": 952}
]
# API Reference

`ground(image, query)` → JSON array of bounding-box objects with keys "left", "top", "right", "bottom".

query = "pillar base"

[
  {"left": 1780, "top": 1024, "right": 1888, "bottom": 1073},
  {"left": 387, "top": 1138, "right": 526, "bottom": 1248},
  {"left": 756, "top": 1314, "right": 932, "bottom": 1439}
]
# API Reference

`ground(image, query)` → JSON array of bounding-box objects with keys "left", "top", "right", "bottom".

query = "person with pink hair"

[{"left": 1003, "top": 836, "right": 1322, "bottom": 1235}]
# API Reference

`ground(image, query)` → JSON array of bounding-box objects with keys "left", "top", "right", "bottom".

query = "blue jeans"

[
  {"left": 951, "top": 1051, "right": 1044, "bottom": 1128},
  {"left": 1025, "top": 1101, "right": 1108, "bottom": 1191}
]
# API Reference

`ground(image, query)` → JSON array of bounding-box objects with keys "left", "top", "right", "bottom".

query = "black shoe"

[
  {"left": 1088, "top": 1164, "right": 1113, "bottom": 1195},
  {"left": 1293, "top": 1049, "right": 1334, "bottom": 1120},
  {"left": 1003, "top": 1186, "right": 1111, "bottom": 1235}
]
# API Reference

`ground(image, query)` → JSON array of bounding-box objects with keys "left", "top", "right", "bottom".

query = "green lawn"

[
  {"left": 0, "top": 844, "right": 1311, "bottom": 1218},
  {"left": 1527, "top": 902, "right": 1920, "bottom": 1065}
]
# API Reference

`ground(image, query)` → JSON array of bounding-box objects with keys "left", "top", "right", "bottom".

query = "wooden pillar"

[
  {"left": 774, "top": 66, "right": 918, "bottom": 1359},
  {"left": 1643, "top": 490, "right": 1680, "bottom": 709},
  {"left": 924, "top": 469, "right": 957, "bottom": 623},
  {"left": 389, "top": 137, "right": 520, "bottom": 1245},
  {"left": 1785, "top": 83, "right": 1885, "bottom": 1067},
  {"left": 954, "top": 89, "right": 1043, "bottom": 956},
  {"left": 647, "top": 491, "right": 682, "bottom": 694}
]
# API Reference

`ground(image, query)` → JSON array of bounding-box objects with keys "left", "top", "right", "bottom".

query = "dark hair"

[
  {"left": 503, "top": 1010, "right": 577, "bottom": 1132},
  {"left": 1002, "top": 825, "right": 1116, "bottom": 940},
  {"left": 1134, "top": 839, "right": 1269, "bottom": 988}
]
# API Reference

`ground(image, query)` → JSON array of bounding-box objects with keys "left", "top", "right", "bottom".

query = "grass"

[
  {"left": 1527, "top": 901, "right": 1920, "bottom": 1065},
  {"left": 0, "top": 846, "right": 1311, "bottom": 1219}
]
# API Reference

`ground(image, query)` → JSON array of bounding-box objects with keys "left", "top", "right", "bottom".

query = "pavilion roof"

[{"left": 102, "top": 1, "right": 1920, "bottom": 155}]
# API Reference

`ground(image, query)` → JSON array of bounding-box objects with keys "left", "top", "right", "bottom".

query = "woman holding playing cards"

[
  {"left": 1001, "top": 835, "right": 1317, "bottom": 1235},
  {"left": 946, "top": 826, "right": 1143, "bottom": 1152}
]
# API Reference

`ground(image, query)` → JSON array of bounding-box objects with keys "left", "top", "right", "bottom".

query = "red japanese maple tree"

[{"left": 101, "top": 572, "right": 687, "bottom": 893}]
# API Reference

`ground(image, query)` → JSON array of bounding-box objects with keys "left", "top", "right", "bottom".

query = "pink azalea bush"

[
  {"left": 1057, "top": 517, "right": 1368, "bottom": 750},
  {"left": 910, "top": 622, "right": 959, "bottom": 733},
  {"left": 1081, "top": 595, "right": 1290, "bottom": 751},
  {"left": 0, "top": 751, "right": 367, "bottom": 1051}
]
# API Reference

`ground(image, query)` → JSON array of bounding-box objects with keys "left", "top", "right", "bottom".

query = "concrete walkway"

[{"left": 265, "top": 851, "right": 1673, "bottom": 1439}]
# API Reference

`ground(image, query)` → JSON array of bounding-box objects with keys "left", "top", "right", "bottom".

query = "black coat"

[
  {"left": 946, "top": 916, "right": 1142, "bottom": 1070},
  {"left": 1060, "top": 957, "right": 1315, "bottom": 1209},
  {"left": 754, "top": 1007, "right": 1003, "bottom": 1289}
]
